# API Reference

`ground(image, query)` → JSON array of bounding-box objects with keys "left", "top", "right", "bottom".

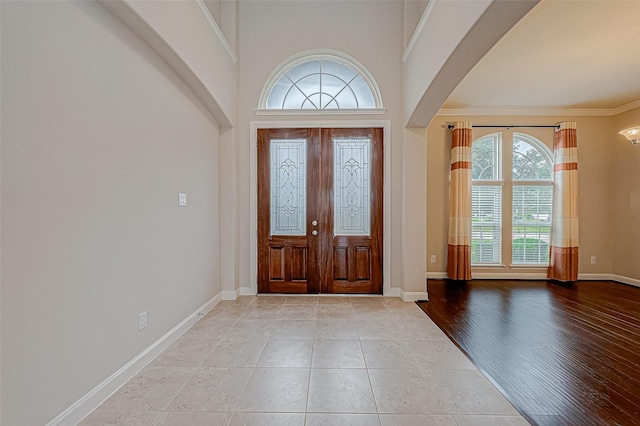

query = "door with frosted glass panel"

[{"left": 257, "top": 128, "right": 383, "bottom": 294}]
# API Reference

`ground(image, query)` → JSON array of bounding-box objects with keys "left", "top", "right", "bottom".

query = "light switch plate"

[
  {"left": 178, "top": 193, "right": 187, "bottom": 207},
  {"left": 138, "top": 311, "right": 148, "bottom": 331}
]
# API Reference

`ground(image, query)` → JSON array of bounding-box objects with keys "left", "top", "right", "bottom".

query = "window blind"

[
  {"left": 472, "top": 185, "right": 502, "bottom": 264},
  {"left": 512, "top": 185, "right": 552, "bottom": 264}
]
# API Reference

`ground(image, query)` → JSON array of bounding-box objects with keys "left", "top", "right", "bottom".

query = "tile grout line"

[
  {"left": 82, "top": 295, "right": 529, "bottom": 424},
  {"left": 304, "top": 335, "right": 316, "bottom": 420}
]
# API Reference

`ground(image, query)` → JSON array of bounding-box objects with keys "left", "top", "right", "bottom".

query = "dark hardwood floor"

[{"left": 417, "top": 279, "right": 640, "bottom": 426}]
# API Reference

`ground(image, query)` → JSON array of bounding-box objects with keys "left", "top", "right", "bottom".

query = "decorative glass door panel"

[
  {"left": 270, "top": 139, "right": 307, "bottom": 236},
  {"left": 334, "top": 137, "right": 371, "bottom": 236},
  {"left": 258, "top": 128, "right": 382, "bottom": 294}
]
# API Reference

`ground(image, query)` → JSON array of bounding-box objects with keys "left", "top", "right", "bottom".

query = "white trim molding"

[
  {"left": 240, "top": 286, "right": 257, "bottom": 296},
  {"left": 384, "top": 287, "right": 403, "bottom": 299},
  {"left": 612, "top": 99, "right": 640, "bottom": 115},
  {"left": 426, "top": 272, "right": 448, "bottom": 279},
  {"left": 195, "top": 0, "right": 238, "bottom": 64},
  {"left": 612, "top": 274, "right": 640, "bottom": 288},
  {"left": 427, "top": 271, "right": 640, "bottom": 285},
  {"left": 402, "top": 291, "right": 429, "bottom": 302},
  {"left": 472, "top": 272, "right": 548, "bottom": 280},
  {"left": 402, "top": 0, "right": 437, "bottom": 63},
  {"left": 578, "top": 273, "right": 613, "bottom": 281},
  {"left": 47, "top": 294, "right": 222, "bottom": 426},
  {"left": 254, "top": 108, "right": 387, "bottom": 116},
  {"left": 438, "top": 107, "right": 614, "bottom": 117},
  {"left": 221, "top": 290, "right": 239, "bottom": 301},
  {"left": 437, "top": 99, "right": 640, "bottom": 117},
  {"left": 381, "top": 280, "right": 427, "bottom": 302}
]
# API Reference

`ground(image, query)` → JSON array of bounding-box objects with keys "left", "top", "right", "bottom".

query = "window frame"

[
  {"left": 470, "top": 131, "right": 554, "bottom": 268},
  {"left": 511, "top": 133, "right": 554, "bottom": 266},
  {"left": 471, "top": 133, "right": 503, "bottom": 266},
  {"left": 257, "top": 50, "right": 385, "bottom": 115}
]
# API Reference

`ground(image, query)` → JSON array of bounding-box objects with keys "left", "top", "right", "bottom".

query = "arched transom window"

[{"left": 262, "top": 53, "right": 382, "bottom": 110}]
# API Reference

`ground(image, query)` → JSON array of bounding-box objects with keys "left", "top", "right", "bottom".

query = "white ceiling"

[{"left": 442, "top": 0, "right": 640, "bottom": 113}]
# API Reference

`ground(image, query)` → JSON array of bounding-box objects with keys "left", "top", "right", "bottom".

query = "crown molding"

[
  {"left": 195, "top": 0, "right": 238, "bottom": 64},
  {"left": 612, "top": 99, "right": 640, "bottom": 115},
  {"left": 437, "top": 100, "right": 640, "bottom": 117},
  {"left": 438, "top": 107, "right": 611, "bottom": 117}
]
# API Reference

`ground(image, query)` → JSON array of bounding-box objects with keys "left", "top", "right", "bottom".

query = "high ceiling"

[{"left": 442, "top": 0, "right": 640, "bottom": 113}]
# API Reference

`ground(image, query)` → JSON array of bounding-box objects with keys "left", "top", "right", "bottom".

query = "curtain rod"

[{"left": 447, "top": 124, "right": 560, "bottom": 130}]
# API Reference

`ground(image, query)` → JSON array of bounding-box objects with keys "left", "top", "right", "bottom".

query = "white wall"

[
  {"left": 403, "top": 0, "right": 429, "bottom": 49},
  {"left": 402, "top": 128, "right": 428, "bottom": 294},
  {"left": 403, "top": 0, "right": 538, "bottom": 127},
  {"left": 204, "top": 0, "right": 239, "bottom": 52},
  {"left": 612, "top": 107, "right": 640, "bottom": 282},
  {"left": 100, "top": 0, "right": 239, "bottom": 127},
  {"left": 0, "top": 1, "right": 3, "bottom": 419},
  {"left": 404, "top": 0, "right": 490, "bottom": 124},
  {"left": 1, "top": 1, "right": 222, "bottom": 424},
  {"left": 122, "top": 0, "right": 239, "bottom": 125},
  {"left": 237, "top": 0, "right": 407, "bottom": 294}
]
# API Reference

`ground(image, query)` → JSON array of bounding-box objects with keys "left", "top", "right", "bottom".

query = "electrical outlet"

[
  {"left": 590, "top": 256, "right": 596, "bottom": 264},
  {"left": 138, "top": 311, "right": 148, "bottom": 331},
  {"left": 430, "top": 255, "right": 437, "bottom": 263},
  {"left": 178, "top": 193, "right": 187, "bottom": 207}
]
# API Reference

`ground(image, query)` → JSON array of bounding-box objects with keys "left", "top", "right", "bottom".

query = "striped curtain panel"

[
  {"left": 548, "top": 122, "right": 579, "bottom": 281},
  {"left": 447, "top": 122, "right": 472, "bottom": 280}
]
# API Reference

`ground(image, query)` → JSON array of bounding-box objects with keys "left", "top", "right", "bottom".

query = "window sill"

[
  {"left": 254, "top": 108, "right": 387, "bottom": 116},
  {"left": 471, "top": 264, "right": 506, "bottom": 269},
  {"left": 510, "top": 264, "right": 549, "bottom": 269}
]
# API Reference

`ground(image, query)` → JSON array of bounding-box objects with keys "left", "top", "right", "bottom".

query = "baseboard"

[
  {"left": 426, "top": 272, "right": 448, "bottom": 279},
  {"left": 47, "top": 293, "right": 222, "bottom": 426},
  {"left": 237, "top": 284, "right": 421, "bottom": 301},
  {"left": 240, "top": 286, "right": 257, "bottom": 296},
  {"left": 578, "top": 273, "right": 613, "bottom": 281},
  {"left": 384, "top": 287, "right": 402, "bottom": 298},
  {"left": 612, "top": 274, "right": 640, "bottom": 288},
  {"left": 472, "top": 272, "right": 548, "bottom": 280},
  {"left": 221, "top": 289, "right": 239, "bottom": 300},
  {"left": 384, "top": 287, "right": 429, "bottom": 302},
  {"left": 401, "top": 291, "right": 429, "bottom": 302},
  {"left": 428, "top": 271, "right": 631, "bottom": 283},
  {"left": 429, "top": 271, "right": 550, "bottom": 280}
]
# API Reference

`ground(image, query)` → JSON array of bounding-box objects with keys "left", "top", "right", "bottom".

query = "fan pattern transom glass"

[{"left": 265, "top": 58, "right": 377, "bottom": 110}]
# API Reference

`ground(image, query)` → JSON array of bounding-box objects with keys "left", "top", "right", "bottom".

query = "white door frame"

[{"left": 249, "top": 120, "right": 392, "bottom": 296}]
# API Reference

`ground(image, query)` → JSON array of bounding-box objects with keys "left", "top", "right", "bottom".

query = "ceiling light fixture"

[{"left": 619, "top": 126, "right": 640, "bottom": 146}]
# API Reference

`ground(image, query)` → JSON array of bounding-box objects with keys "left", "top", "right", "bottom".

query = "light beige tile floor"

[{"left": 80, "top": 296, "right": 530, "bottom": 426}]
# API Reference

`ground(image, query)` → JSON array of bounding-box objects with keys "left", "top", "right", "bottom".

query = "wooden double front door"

[{"left": 258, "top": 128, "right": 383, "bottom": 294}]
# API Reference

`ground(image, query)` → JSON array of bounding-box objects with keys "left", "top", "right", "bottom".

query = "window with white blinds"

[
  {"left": 511, "top": 133, "right": 553, "bottom": 265},
  {"left": 471, "top": 134, "right": 502, "bottom": 265},
  {"left": 512, "top": 186, "right": 552, "bottom": 264},
  {"left": 470, "top": 132, "right": 553, "bottom": 266},
  {"left": 472, "top": 185, "right": 502, "bottom": 264}
]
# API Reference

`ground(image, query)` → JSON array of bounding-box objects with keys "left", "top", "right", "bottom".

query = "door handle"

[{"left": 312, "top": 230, "right": 318, "bottom": 236}]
